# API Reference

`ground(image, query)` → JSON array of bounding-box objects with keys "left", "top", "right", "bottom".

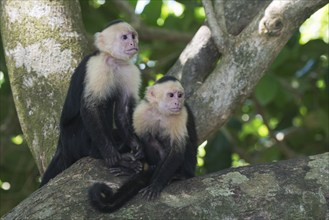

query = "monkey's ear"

[
  {"left": 146, "top": 86, "right": 157, "bottom": 103},
  {"left": 94, "top": 32, "right": 104, "bottom": 50}
]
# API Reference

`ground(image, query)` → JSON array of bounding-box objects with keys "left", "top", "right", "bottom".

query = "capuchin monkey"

[
  {"left": 40, "top": 20, "right": 142, "bottom": 187},
  {"left": 88, "top": 76, "right": 198, "bottom": 213}
]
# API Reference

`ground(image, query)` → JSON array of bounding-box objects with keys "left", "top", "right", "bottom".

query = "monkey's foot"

[{"left": 140, "top": 184, "right": 161, "bottom": 200}]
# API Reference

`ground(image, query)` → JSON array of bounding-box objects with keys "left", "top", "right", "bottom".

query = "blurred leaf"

[
  {"left": 272, "top": 88, "right": 293, "bottom": 109},
  {"left": 300, "top": 39, "right": 329, "bottom": 58},
  {"left": 204, "top": 132, "right": 232, "bottom": 172},
  {"left": 255, "top": 74, "right": 279, "bottom": 106},
  {"left": 304, "top": 110, "right": 329, "bottom": 134},
  {"left": 142, "top": 0, "right": 162, "bottom": 26},
  {"left": 299, "top": 5, "right": 329, "bottom": 44},
  {"left": 232, "top": 153, "right": 249, "bottom": 167},
  {"left": 128, "top": 0, "right": 138, "bottom": 8},
  {"left": 11, "top": 135, "right": 24, "bottom": 145},
  {"left": 239, "top": 117, "right": 263, "bottom": 139}
]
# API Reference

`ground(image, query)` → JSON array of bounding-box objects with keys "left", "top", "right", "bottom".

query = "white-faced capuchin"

[
  {"left": 40, "top": 20, "right": 143, "bottom": 187},
  {"left": 88, "top": 76, "right": 198, "bottom": 213}
]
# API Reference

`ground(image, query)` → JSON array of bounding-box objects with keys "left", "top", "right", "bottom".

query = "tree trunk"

[
  {"left": 1, "top": 0, "right": 328, "bottom": 218},
  {"left": 1, "top": 0, "right": 326, "bottom": 170},
  {"left": 0, "top": 0, "right": 91, "bottom": 173},
  {"left": 2, "top": 153, "right": 328, "bottom": 219},
  {"left": 173, "top": 0, "right": 327, "bottom": 141}
]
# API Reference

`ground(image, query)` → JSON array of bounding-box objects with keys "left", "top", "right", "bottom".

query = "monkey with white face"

[
  {"left": 40, "top": 20, "right": 142, "bottom": 187},
  {"left": 89, "top": 76, "right": 198, "bottom": 213}
]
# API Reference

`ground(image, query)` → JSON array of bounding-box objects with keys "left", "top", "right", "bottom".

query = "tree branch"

[
  {"left": 251, "top": 96, "right": 297, "bottom": 158},
  {"left": 112, "top": 0, "right": 193, "bottom": 43},
  {"left": 0, "top": 0, "right": 91, "bottom": 173},
  {"left": 202, "top": 0, "right": 228, "bottom": 53},
  {"left": 168, "top": 25, "right": 220, "bottom": 98},
  {"left": 2, "top": 153, "right": 328, "bottom": 219},
  {"left": 187, "top": 0, "right": 328, "bottom": 142},
  {"left": 111, "top": 0, "right": 141, "bottom": 28},
  {"left": 213, "top": 0, "right": 228, "bottom": 34},
  {"left": 1, "top": 0, "right": 328, "bottom": 218}
]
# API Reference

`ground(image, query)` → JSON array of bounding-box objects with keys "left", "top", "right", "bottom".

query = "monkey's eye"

[
  {"left": 132, "top": 34, "right": 136, "bottom": 39},
  {"left": 167, "top": 93, "right": 174, "bottom": 98},
  {"left": 178, "top": 93, "right": 184, "bottom": 98},
  {"left": 122, "top": 35, "right": 128, "bottom": 40}
]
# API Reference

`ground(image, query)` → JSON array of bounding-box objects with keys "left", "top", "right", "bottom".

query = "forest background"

[{"left": 0, "top": 0, "right": 328, "bottom": 216}]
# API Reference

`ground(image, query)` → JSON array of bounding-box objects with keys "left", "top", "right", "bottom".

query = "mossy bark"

[
  {"left": 0, "top": 0, "right": 328, "bottom": 218},
  {"left": 0, "top": 0, "right": 91, "bottom": 173},
  {"left": 2, "top": 153, "right": 328, "bottom": 219}
]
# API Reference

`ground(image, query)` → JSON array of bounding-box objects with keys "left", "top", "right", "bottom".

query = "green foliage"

[
  {"left": 255, "top": 74, "right": 280, "bottom": 106},
  {"left": 0, "top": 0, "right": 328, "bottom": 216},
  {"left": 202, "top": 12, "right": 329, "bottom": 173}
]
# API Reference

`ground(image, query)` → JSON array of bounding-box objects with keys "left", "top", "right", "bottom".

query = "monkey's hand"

[
  {"left": 109, "top": 166, "right": 135, "bottom": 176},
  {"left": 103, "top": 146, "right": 121, "bottom": 168},
  {"left": 109, "top": 161, "right": 142, "bottom": 176},
  {"left": 109, "top": 153, "right": 143, "bottom": 176},
  {"left": 140, "top": 184, "right": 162, "bottom": 200},
  {"left": 130, "top": 138, "right": 144, "bottom": 160}
]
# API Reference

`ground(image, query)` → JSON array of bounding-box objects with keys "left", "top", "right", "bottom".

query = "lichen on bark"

[{"left": 0, "top": 0, "right": 90, "bottom": 173}]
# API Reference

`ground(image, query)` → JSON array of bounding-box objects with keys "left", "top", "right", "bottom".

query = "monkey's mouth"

[
  {"left": 170, "top": 107, "right": 182, "bottom": 113},
  {"left": 126, "top": 48, "right": 138, "bottom": 55}
]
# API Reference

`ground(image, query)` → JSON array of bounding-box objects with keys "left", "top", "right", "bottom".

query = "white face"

[
  {"left": 95, "top": 22, "right": 139, "bottom": 60},
  {"left": 147, "top": 81, "right": 185, "bottom": 115}
]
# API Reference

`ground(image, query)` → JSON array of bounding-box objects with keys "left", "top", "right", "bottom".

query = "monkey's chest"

[
  {"left": 114, "top": 65, "right": 141, "bottom": 99},
  {"left": 144, "top": 113, "right": 184, "bottom": 143}
]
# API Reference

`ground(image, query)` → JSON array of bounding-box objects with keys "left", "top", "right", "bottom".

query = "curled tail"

[
  {"left": 88, "top": 166, "right": 152, "bottom": 213},
  {"left": 88, "top": 183, "right": 116, "bottom": 212}
]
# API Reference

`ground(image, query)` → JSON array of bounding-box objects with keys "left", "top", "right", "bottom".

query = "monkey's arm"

[
  {"left": 140, "top": 144, "right": 185, "bottom": 200},
  {"left": 114, "top": 96, "right": 143, "bottom": 158},
  {"left": 80, "top": 99, "right": 121, "bottom": 167},
  {"left": 60, "top": 54, "right": 93, "bottom": 126},
  {"left": 183, "top": 107, "right": 198, "bottom": 177}
]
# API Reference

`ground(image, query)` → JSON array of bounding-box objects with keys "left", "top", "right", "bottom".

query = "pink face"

[
  {"left": 147, "top": 81, "right": 185, "bottom": 115},
  {"left": 95, "top": 22, "right": 139, "bottom": 60},
  {"left": 120, "top": 31, "right": 138, "bottom": 56},
  {"left": 165, "top": 90, "right": 184, "bottom": 113}
]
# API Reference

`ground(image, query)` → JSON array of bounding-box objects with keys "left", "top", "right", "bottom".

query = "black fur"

[
  {"left": 105, "top": 19, "right": 124, "bottom": 28},
  {"left": 154, "top": 75, "right": 178, "bottom": 84},
  {"left": 89, "top": 167, "right": 153, "bottom": 213},
  {"left": 88, "top": 76, "right": 198, "bottom": 212},
  {"left": 40, "top": 50, "right": 140, "bottom": 186}
]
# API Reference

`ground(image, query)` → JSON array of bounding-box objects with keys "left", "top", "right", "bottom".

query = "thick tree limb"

[
  {"left": 202, "top": 0, "right": 228, "bottom": 53},
  {"left": 167, "top": 25, "right": 220, "bottom": 98},
  {"left": 2, "top": 153, "right": 328, "bottom": 219},
  {"left": 1, "top": 0, "right": 328, "bottom": 218},
  {"left": 185, "top": 0, "right": 327, "bottom": 141},
  {"left": 0, "top": 0, "right": 91, "bottom": 173}
]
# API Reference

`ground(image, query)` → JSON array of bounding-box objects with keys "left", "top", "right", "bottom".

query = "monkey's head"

[
  {"left": 146, "top": 76, "right": 185, "bottom": 115},
  {"left": 95, "top": 21, "right": 139, "bottom": 61}
]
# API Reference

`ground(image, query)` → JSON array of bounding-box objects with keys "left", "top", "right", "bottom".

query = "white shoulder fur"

[
  {"left": 133, "top": 100, "right": 188, "bottom": 146},
  {"left": 84, "top": 53, "right": 141, "bottom": 105}
]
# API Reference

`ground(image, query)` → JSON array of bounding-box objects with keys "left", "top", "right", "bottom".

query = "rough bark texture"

[
  {"left": 175, "top": 0, "right": 328, "bottom": 141},
  {"left": 1, "top": 0, "right": 328, "bottom": 218},
  {"left": 2, "top": 153, "right": 328, "bottom": 219},
  {"left": 1, "top": 0, "right": 327, "bottom": 167},
  {"left": 0, "top": 0, "right": 91, "bottom": 173}
]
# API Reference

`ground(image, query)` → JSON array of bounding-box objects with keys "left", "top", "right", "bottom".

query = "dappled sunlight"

[{"left": 299, "top": 4, "right": 329, "bottom": 44}]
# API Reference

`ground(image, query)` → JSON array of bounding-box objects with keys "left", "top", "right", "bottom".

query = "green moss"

[
  {"left": 1, "top": 0, "right": 89, "bottom": 172},
  {"left": 240, "top": 172, "right": 280, "bottom": 197},
  {"left": 204, "top": 172, "right": 249, "bottom": 197},
  {"left": 306, "top": 152, "right": 329, "bottom": 191}
]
